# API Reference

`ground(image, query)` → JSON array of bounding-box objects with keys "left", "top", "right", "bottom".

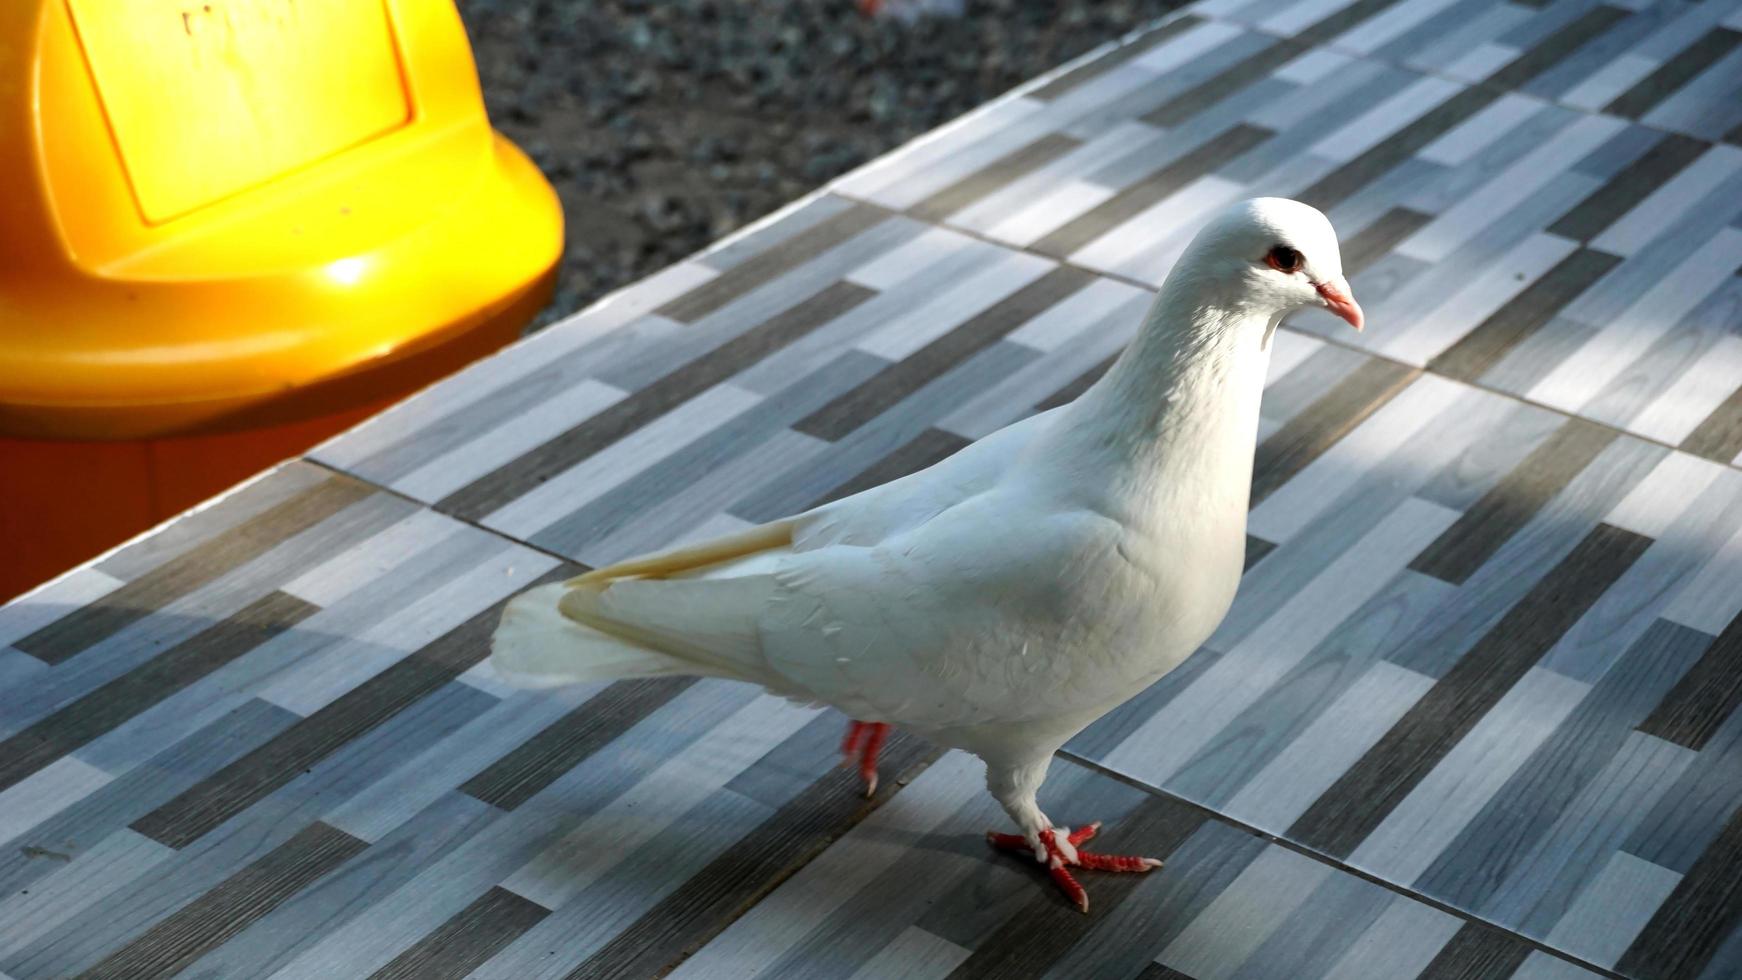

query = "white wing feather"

[{"left": 490, "top": 406, "right": 1122, "bottom": 732}]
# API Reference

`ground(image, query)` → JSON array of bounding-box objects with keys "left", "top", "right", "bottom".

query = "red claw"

[
  {"left": 840, "top": 720, "right": 891, "bottom": 796},
  {"left": 987, "top": 821, "right": 1162, "bottom": 913}
]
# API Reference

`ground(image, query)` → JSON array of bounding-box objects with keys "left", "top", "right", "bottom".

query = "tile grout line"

[
  {"left": 302, "top": 457, "right": 591, "bottom": 573},
  {"left": 1210, "top": 10, "right": 1732, "bottom": 148},
  {"left": 1058, "top": 747, "right": 1632, "bottom": 980}
]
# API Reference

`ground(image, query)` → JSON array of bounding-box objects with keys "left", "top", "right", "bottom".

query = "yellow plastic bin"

[{"left": 0, "top": 0, "right": 564, "bottom": 600}]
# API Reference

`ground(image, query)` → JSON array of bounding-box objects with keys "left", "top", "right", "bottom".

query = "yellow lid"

[{"left": 0, "top": 0, "right": 564, "bottom": 439}]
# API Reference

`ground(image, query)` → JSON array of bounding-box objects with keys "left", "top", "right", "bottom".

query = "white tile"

[
  {"left": 984, "top": 180, "right": 1119, "bottom": 247},
  {"left": 1006, "top": 277, "right": 1151, "bottom": 352},
  {"left": 0, "top": 756, "right": 112, "bottom": 845},
  {"left": 1248, "top": 375, "right": 1466, "bottom": 543},
  {"left": 1545, "top": 850, "right": 1682, "bottom": 968},
  {"left": 1309, "top": 77, "right": 1464, "bottom": 164},
  {"left": 855, "top": 250, "right": 1056, "bottom": 360},
  {"left": 1260, "top": 0, "right": 1361, "bottom": 35},
  {"left": 0, "top": 829, "right": 172, "bottom": 951},
  {"left": 1158, "top": 847, "right": 1333, "bottom": 980},
  {"left": 326, "top": 686, "right": 600, "bottom": 842},
  {"left": 1628, "top": 335, "right": 1742, "bottom": 446},
  {"left": 1442, "top": 43, "right": 1520, "bottom": 83},
  {"left": 485, "top": 384, "right": 763, "bottom": 538},
  {"left": 502, "top": 694, "right": 818, "bottom": 909},
  {"left": 280, "top": 509, "right": 466, "bottom": 607},
  {"left": 1664, "top": 519, "right": 1742, "bottom": 634},
  {"left": 1224, "top": 659, "right": 1439, "bottom": 833},
  {"left": 669, "top": 751, "right": 986, "bottom": 980},
  {"left": 1102, "top": 498, "right": 1460, "bottom": 786},
  {"left": 0, "top": 567, "right": 125, "bottom": 648},
  {"left": 846, "top": 927, "right": 970, "bottom": 980},
  {"left": 259, "top": 547, "right": 558, "bottom": 716},
  {"left": 1530, "top": 226, "right": 1742, "bottom": 414},
  {"left": 942, "top": 296, "right": 1145, "bottom": 439},
  {"left": 847, "top": 226, "right": 982, "bottom": 291},
  {"left": 1381, "top": 233, "right": 1580, "bottom": 365},
  {"left": 1133, "top": 20, "right": 1249, "bottom": 73},
  {"left": 1264, "top": 328, "right": 1325, "bottom": 384},
  {"left": 1604, "top": 451, "right": 1728, "bottom": 539},
  {"left": 1351, "top": 668, "right": 1590, "bottom": 884},
  {"left": 1115, "top": 177, "right": 1261, "bottom": 284},
  {"left": 1075, "top": 175, "right": 1248, "bottom": 283},
  {"left": 1319, "top": 896, "right": 1464, "bottom": 980},
  {"left": 1338, "top": 0, "right": 1467, "bottom": 55},
  {"left": 961, "top": 121, "right": 1162, "bottom": 232},
  {"left": 1593, "top": 145, "right": 1742, "bottom": 256},
  {"left": 314, "top": 265, "right": 706, "bottom": 472},
  {"left": 833, "top": 97, "right": 1045, "bottom": 203},
  {"left": 1273, "top": 47, "right": 1357, "bottom": 85},
  {"left": 1561, "top": 53, "right": 1659, "bottom": 112},
  {"left": 1399, "top": 115, "right": 1624, "bottom": 263},
  {"left": 1418, "top": 92, "right": 1547, "bottom": 167}
]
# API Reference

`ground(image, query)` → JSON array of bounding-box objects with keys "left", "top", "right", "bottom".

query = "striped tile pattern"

[
  {"left": 678, "top": 752, "right": 1610, "bottom": 980},
  {"left": 5, "top": 1, "right": 1742, "bottom": 975},
  {"left": 832, "top": 0, "right": 1742, "bottom": 468}
]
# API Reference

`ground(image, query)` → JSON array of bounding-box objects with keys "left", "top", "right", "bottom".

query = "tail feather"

[{"left": 491, "top": 583, "right": 741, "bottom": 688}]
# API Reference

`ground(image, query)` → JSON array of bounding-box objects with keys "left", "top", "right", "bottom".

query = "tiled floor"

[{"left": 4, "top": 0, "right": 1742, "bottom": 976}]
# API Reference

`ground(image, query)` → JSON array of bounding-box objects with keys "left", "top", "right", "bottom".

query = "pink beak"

[{"left": 1316, "top": 278, "right": 1364, "bottom": 332}]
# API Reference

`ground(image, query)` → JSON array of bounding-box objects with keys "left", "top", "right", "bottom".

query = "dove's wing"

[
  {"left": 562, "top": 480, "right": 1121, "bottom": 730},
  {"left": 549, "top": 405, "right": 1119, "bottom": 729}
]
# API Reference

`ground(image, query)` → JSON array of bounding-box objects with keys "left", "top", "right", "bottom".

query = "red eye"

[{"left": 1265, "top": 245, "right": 1303, "bottom": 274}]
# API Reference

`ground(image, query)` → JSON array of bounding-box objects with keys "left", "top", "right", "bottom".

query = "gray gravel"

[{"left": 456, "top": 0, "right": 1190, "bottom": 326}]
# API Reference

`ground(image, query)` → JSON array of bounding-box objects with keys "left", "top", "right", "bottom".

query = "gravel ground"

[{"left": 456, "top": 0, "right": 1191, "bottom": 327}]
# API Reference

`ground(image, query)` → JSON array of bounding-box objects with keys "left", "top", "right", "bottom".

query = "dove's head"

[{"left": 1181, "top": 197, "right": 1364, "bottom": 332}]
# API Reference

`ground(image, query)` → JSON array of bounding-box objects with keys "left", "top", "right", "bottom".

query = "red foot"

[
  {"left": 841, "top": 721, "right": 890, "bottom": 796},
  {"left": 987, "top": 822, "right": 1163, "bottom": 913}
]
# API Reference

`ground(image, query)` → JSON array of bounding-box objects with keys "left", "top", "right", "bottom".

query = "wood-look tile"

[
  {"left": 365, "top": 887, "right": 549, "bottom": 980},
  {"left": 74, "top": 822, "right": 366, "bottom": 980},
  {"left": 1638, "top": 611, "right": 1742, "bottom": 752},
  {"left": 796, "top": 266, "right": 1093, "bottom": 440},
  {"left": 1290, "top": 523, "right": 1652, "bottom": 858},
  {"left": 1026, "top": 14, "right": 1207, "bottom": 102},
  {"left": 1410, "top": 419, "right": 1616, "bottom": 585},
  {"left": 13, "top": 9, "right": 1742, "bottom": 977},
  {"left": 1605, "top": 28, "right": 1742, "bottom": 120},
  {"left": 1427, "top": 246, "right": 1620, "bottom": 385},
  {"left": 13, "top": 478, "right": 367, "bottom": 665},
  {"left": 1030, "top": 123, "right": 1274, "bottom": 259},
  {"left": 1681, "top": 384, "right": 1742, "bottom": 465},
  {"left": 1417, "top": 618, "right": 1710, "bottom": 910},
  {"left": 656, "top": 204, "right": 888, "bottom": 323},
  {"left": 570, "top": 730, "right": 935, "bottom": 980},
  {"left": 129, "top": 566, "right": 573, "bottom": 850},
  {"left": 459, "top": 678, "right": 695, "bottom": 811},
  {"left": 1487, "top": 6, "right": 1632, "bottom": 91},
  {"left": 912, "top": 135, "right": 1085, "bottom": 222},
  {"left": 1549, "top": 134, "right": 1710, "bottom": 242},
  {"left": 1616, "top": 800, "right": 1742, "bottom": 980},
  {"left": 1415, "top": 922, "right": 1534, "bottom": 980},
  {"left": 1251, "top": 359, "right": 1419, "bottom": 506},
  {"left": 0, "top": 592, "right": 314, "bottom": 795},
  {"left": 437, "top": 281, "right": 875, "bottom": 520}
]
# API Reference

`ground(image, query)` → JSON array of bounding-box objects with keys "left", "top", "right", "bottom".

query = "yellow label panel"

[{"left": 68, "top": 0, "right": 413, "bottom": 223}]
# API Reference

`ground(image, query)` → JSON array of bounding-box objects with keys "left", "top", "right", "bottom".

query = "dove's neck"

[{"left": 1042, "top": 268, "right": 1276, "bottom": 526}]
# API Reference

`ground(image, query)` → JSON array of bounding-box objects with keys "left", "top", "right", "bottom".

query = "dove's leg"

[
  {"left": 984, "top": 755, "right": 1162, "bottom": 913},
  {"left": 840, "top": 721, "right": 889, "bottom": 796}
]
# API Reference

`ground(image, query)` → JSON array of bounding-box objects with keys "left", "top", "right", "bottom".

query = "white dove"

[{"left": 491, "top": 197, "right": 1364, "bottom": 911}]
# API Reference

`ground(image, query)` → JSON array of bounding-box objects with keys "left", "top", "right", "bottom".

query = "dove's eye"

[{"left": 1265, "top": 245, "right": 1304, "bottom": 274}]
